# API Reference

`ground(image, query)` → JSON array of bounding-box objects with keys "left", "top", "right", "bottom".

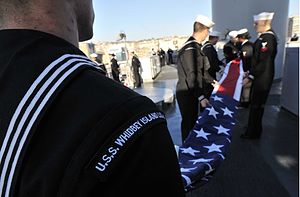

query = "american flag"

[{"left": 178, "top": 59, "right": 244, "bottom": 191}]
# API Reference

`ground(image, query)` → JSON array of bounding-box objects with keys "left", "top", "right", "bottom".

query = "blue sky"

[{"left": 92, "top": 0, "right": 299, "bottom": 42}]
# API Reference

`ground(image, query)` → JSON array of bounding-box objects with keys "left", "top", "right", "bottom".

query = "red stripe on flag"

[{"left": 217, "top": 59, "right": 241, "bottom": 97}]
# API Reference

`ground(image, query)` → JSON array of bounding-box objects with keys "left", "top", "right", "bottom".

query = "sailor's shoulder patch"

[
  {"left": 260, "top": 41, "right": 268, "bottom": 52},
  {"left": 85, "top": 111, "right": 166, "bottom": 181}
]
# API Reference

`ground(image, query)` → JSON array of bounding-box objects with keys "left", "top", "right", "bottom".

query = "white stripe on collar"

[
  {"left": 261, "top": 31, "right": 275, "bottom": 36},
  {"left": 0, "top": 54, "right": 97, "bottom": 197},
  {"left": 201, "top": 42, "right": 213, "bottom": 50},
  {"left": 179, "top": 40, "right": 198, "bottom": 51}
]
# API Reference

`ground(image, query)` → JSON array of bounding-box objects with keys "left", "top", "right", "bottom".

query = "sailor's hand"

[
  {"left": 243, "top": 72, "right": 249, "bottom": 78},
  {"left": 243, "top": 78, "right": 251, "bottom": 86},
  {"left": 211, "top": 80, "right": 219, "bottom": 88},
  {"left": 200, "top": 98, "right": 210, "bottom": 108}
]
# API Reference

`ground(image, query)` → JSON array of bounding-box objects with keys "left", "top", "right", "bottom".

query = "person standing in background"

[
  {"left": 158, "top": 48, "right": 166, "bottom": 66},
  {"left": 131, "top": 51, "right": 143, "bottom": 88},
  {"left": 110, "top": 53, "right": 121, "bottom": 82},
  {"left": 237, "top": 28, "right": 254, "bottom": 108},
  {"left": 241, "top": 12, "right": 278, "bottom": 139},
  {"left": 223, "top": 30, "right": 239, "bottom": 63},
  {"left": 202, "top": 31, "right": 223, "bottom": 80},
  {"left": 202, "top": 31, "right": 224, "bottom": 99},
  {"left": 167, "top": 48, "right": 174, "bottom": 64},
  {"left": 151, "top": 48, "right": 157, "bottom": 56}
]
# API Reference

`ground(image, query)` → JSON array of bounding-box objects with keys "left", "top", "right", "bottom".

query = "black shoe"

[{"left": 240, "top": 133, "right": 260, "bottom": 140}]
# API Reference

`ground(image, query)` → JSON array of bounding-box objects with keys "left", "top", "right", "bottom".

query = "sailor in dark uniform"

[
  {"left": 202, "top": 31, "right": 223, "bottom": 80},
  {"left": 176, "top": 15, "right": 217, "bottom": 143},
  {"left": 167, "top": 48, "right": 174, "bottom": 64},
  {"left": 0, "top": 1, "right": 185, "bottom": 196},
  {"left": 223, "top": 30, "right": 239, "bottom": 63},
  {"left": 237, "top": 28, "right": 254, "bottom": 108},
  {"left": 110, "top": 54, "right": 121, "bottom": 82},
  {"left": 241, "top": 12, "right": 278, "bottom": 139},
  {"left": 158, "top": 48, "right": 166, "bottom": 66},
  {"left": 131, "top": 51, "right": 143, "bottom": 88},
  {"left": 202, "top": 31, "right": 224, "bottom": 99},
  {"left": 237, "top": 29, "right": 253, "bottom": 73}
]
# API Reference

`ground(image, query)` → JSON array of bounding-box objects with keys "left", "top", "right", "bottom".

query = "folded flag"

[{"left": 178, "top": 59, "right": 243, "bottom": 191}]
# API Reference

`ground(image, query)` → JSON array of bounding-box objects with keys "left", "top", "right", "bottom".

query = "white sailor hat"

[
  {"left": 195, "top": 15, "right": 215, "bottom": 28},
  {"left": 90, "top": 53, "right": 98, "bottom": 58},
  {"left": 253, "top": 12, "right": 274, "bottom": 21},
  {"left": 237, "top": 28, "right": 251, "bottom": 38},
  {"left": 228, "top": 30, "right": 238, "bottom": 38},
  {"left": 209, "top": 31, "right": 221, "bottom": 37},
  {"left": 237, "top": 28, "right": 248, "bottom": 35}
]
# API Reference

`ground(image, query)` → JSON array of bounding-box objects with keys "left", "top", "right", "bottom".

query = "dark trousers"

[
  {"left": 112, "top": 71, "right": 120, "bottom": 82},
  {"left": 247, "top": 105, "right": 265, "bottom": 137},
  {"left": 168, "top": 55, "right": 173, "bottom": 64},
  {"left": 246, "top": 86, "right": 271, "bottom": 137},
  {"left": 133, "top": 68, "right": 142, "bottom": 88},
  {"left": 176, "top": 90, "right": 198, "bottom": 143},
  {"left": 161, "top": 57, "right": 166, "bottom": 66}
]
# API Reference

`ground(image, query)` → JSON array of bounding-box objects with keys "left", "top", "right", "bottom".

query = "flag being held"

[{"left": 178, "top": 59, "right": 243, "bottom": 191}]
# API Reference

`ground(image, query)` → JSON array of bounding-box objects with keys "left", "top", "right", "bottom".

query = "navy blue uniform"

[
  {"left": 223, "top": 41, "right": 238, "bottom": 63},
  {"left": 240, "top": 41, "right": 254, "bottom": 72},
  {"left": 245, "top": 30, "right": 277, "bottom": 138},
  {"left": 110, "top": 58, "right": 120, "bottom": 82},
  {"left": 239, "top": 40, "right": 254, "bottom": 107},
  {"left": 202, "top": 41, "right": 223, "bottom": 100},
  {"left": 0, "top": 29, "right": 185, "bottom": 197},
  {"left": 202, "top": 41, "right": 222, "bottom": 80},
  {"left": 176, "top": 37, "right": 214, "bottom": 143},
  {"left": 131, "top": 55, "right": 142, "bottom": 88}
]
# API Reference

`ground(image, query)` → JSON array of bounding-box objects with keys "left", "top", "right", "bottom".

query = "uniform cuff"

[
  {"left": 248, "top": 75, "right": 254, "bottom": 80},
  {"left": 198, "top": 95, "right": 205, "bottom": 101}
]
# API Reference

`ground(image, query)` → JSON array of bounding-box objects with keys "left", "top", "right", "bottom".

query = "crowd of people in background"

[
  {"left": 151, "top": 47, "right": 174, "bottom": 66},
  {"left": 89, "top": 11, "right": 277, "bottom": 143}
]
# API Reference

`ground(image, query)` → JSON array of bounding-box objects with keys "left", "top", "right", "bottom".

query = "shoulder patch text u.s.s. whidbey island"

[{"left": 88, "top": 111, "right": 166, "bottom": 181}]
